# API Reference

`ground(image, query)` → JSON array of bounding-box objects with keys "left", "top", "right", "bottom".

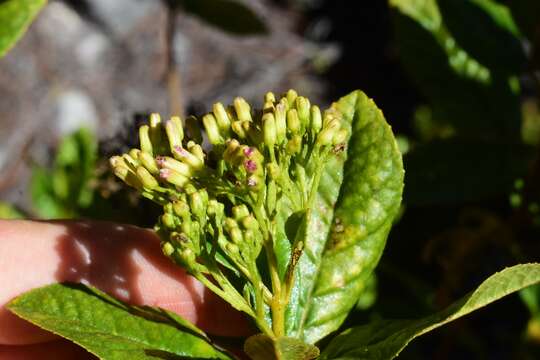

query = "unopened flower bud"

[
  {"left": 223, "top": 139, "right": 241, "bottom": 163},
  {"left": 295, "top": 97, "right": 310, "bottom": 129},
  {"left": 160, "top": 168, "right": 190, "bottom": 187},
  {"left": 262, "top": 113, "right": 276, "bottom": 148},
  {"left": 179, "top": 248, "right": 196, "bottom": 265},
  {"left": 207, "top": 199, "right": 224, "bottom": 217},
  {"left": 172, "top": 200, "right": 190, "bottom": 218},
  {"left": 149, "top": 113, "right": 161, "bottom": 128},
  {"left": 232, "top": 204, "right": 250, "bottom": 220},
  {"left": 264, "top": 92, "right": 276, "bottom": 104},
  {"left": 213, "top": 102, "right": 231, "bottom": 132},
  {"left": 226, "top": 242, "right": 240, "bottom": 255},
  {"left": 287, "top": 109, "right": 301, "bottom": 134},
  {"left": 136, "top": 166, "right": 159, "bottom": 189},
  {"left": 189, "top": 191, "right": 207, "bottom": 219},
  {"left": 231, "top": 121, "right": 247, "bottom": 139},
  {"left": 234, "top": 97, "right": 252, "bottom": 123},
  {"left": 286, "top": 89, "right": 298, "bottom": 106},
  {"left": 316, "top": 127, "right": 337, "bottom": 146},
  {"left": 165, "top": 117, "right": 184, "bottom": 151},
  {"left": 129, "top": 149, "right": 141, "bottom": 162},
  {"left": 172, "top": 146, "right": 204, "bottom": 170},
  {"left": 241, "top": 215, "right": 258, "bottom": 230},
  {"left": 274, "top": 102, "right": 287, "bottom": 144},
  {"left": 184, "top": 184, "right": 197, "bottom": 195},
  {"left": 310, "top": 105, "right": 322, "bottom": 134},
  {"left": 161, "top": 213, "right": 176, "bottom": 229},
  {"left": 139, "top": 125, "right": 153, "bottom": 155},
  {"left": 224, "top": 217, "right": 239, "bottom": 232},
  {"left": 140, "top": 152, "right": 159, "bottom": 175},
  {"left": 162, "top": 242, "right": 175, "bottom": 256},
  {"left": 202, "top": 113, "right": 223, "bottom": 144},
  {"left": 187, "top": 142, "right": 205, "bottom": 162},
  {"left": 228, "top": 227, "right": 243, "bottom": 244},
  {"left": 122, "top": 153, "right": 139, "bottom": 168},
  {"left": 156, "top": 156, "right": 191, "bottom": 177}
]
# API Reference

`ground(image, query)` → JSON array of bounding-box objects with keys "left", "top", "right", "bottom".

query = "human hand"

[{"left": 0, "top": 219, "right": 251, "bottom": 359}]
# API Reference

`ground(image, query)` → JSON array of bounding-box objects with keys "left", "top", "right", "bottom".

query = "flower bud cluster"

[{"left": 110, "top": 90, "right": 349, "bottom": 333}]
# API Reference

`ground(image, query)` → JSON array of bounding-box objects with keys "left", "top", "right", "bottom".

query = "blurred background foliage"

[{"left": 1, "top": 0, "right": 540, "bottom": 358}]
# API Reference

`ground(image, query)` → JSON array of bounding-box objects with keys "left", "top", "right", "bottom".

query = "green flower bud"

[
  {"left": 179, "top": 248, "right": 196, "bottom": 266},
  {"left": 226, "top": 242, "right": 240, "bottom": 255},
  {"left": 140, "top": 152, "right": 159, "bottom": 175},
  {"left": 265, "top": 91, "right": 276, "bottom": 104},
  {"left": 181, "top": 221, "right": 194, "bottom": 236},
  {"left": 274, "top": 102, "right": 287, "bottom": 144},
  {"left": 231, "top": 121, "right": 247, "bottom": 139},
  {"left": 241, "top": 215, "right": 258, "bottom": 230},
  {"left": 224, "top": 217, "right": 239, "bottom": 232},
  {"left": 213, "top": 102, "right": 231, "bottom": 132},
  {"left": 286, "top": 134, "right": 302, "bottom": 154},
  {"left": 139, "top": 125, "right": 153, "bottom": 155},
  {"left": 172, "top": 146, "right": 204, "bottom": 170},
  {"left": 232, "top": 204, "right": 250, "bottom": 220},
  {"left": 165, "top": 116, "right": 184, "bottom": 151},
  {"left": 287, "top": 109, "right": 301, "bottom": 134},
  {"left": 184, "top": 184, "right": 197, "bottom": 195},
  {"left": 159, "top": 168, "right": 190, "bottom": 187},
  {"left": 149, "top": 113, "right": 161, "bottom": 128},
  {"left": 207, "top": 199, "right": 224, "bottom": 218},
  {"left": 202, "top": 113, "right": 223, "bottom": 144},
  {"left": 234, "top": 97, "right": 252, "bottom": 123},
  {"left": 122, "top": 153, "right": 139, "bottom": 168},
  {"left": 136, "top": 166, "right": 159, "bottom": 189},
  {"left": 162, "top": 242, "right": 175, "bottom": 256},
  {"left": 286, "top": 89, "right": 298, "bottom": 106},
  {"left": 129, "top": 148, "right": 141, "bottom": 162},
  {"left": 172, "top": 200, "right": 191, "bottom": 218},
  {"left": 316, "top": 127, "right": 337, "bottom": 146},
  {"left": 223, "top": 139, "right": 241, "bottom": 163},
  {"left": 295, "top": 96, "right": 310, "bottom": 129},
  {"left": 262, "top": 112, "right": 276, "bottom": 148},
  {"left": 189, "top": 191, "right": 207, "bottom": 219},
  {"left": 161, "top": 213, "right": 176, "bottom": 229},
  {"left": 156, "top": 156, "right": 191, "bottom": 177},
  {"left": 187, "top": 142, "right": 205, "bottom": 162},
  {"left": 228, "top": 227, "right": 243, "bottom": 244},
  {"left": 310, "top": 105, "right": 322, "bottom": 134}
]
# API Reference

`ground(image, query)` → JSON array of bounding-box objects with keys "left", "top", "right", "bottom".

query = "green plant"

[{"left": 7, "top": 90, "right": 540, "bottom": 359}]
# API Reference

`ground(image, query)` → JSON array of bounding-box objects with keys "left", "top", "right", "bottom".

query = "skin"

[{"left": 0, "top": 219, "right": 251, "bottom": 359}]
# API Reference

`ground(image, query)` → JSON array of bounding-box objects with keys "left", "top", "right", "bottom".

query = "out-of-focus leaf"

[
  {"left": 404, "top": 140, "right": 534, "bottom": 206},
  {"left": 8, "top": 283, "right": 232, "bottom": 359},
  {"left": 176, "top": 0, "right": 267, "bottom": 35},
  {"left": 0, "top": 201, "right": 24, "bottom": 219},
  {"left": 320, "top": 263, "right": 540, "bottom": 360},
  {"left": 390, "top": 0, "right": 523, "bottom": 141},
  {"left": 438, "top": 0, "right": 526, "bottom": 76},
  {"left": 30, "top": 128, "right": 97, "bottom": 219},
  {"left": 0, "top": 0, "right": 47, "bottom": 57},
  {"left": 286, "top": 91, "right": 404, "bottom": 344}
]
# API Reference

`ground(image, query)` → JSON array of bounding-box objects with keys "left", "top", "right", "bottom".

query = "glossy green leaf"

[
  {"left": 404, "top": 141, "right": 534, "bottom": 205},
  {"left": 319, "top": 263, "right": 540, "bottom": 360},
  {"left": 390, "top": 0, "right": 522, "bottom": 141},
  {"left": 0, "top": 0, "right": 46, "bottom": 57},
  {"left": 286, "top": 91, "right": 404, "bottom": 344},
  {"left": 8, "top": 283, "right": 232, "bottom": 360}
]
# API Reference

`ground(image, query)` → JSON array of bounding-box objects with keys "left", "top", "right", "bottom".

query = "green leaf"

[
  {"left": 286, "top": 91, "right": 404, "bottom": 344},
  {"left": 404, "top": 140, "right": 534, "bottom": 205},
  {"left": 0, "top": 201, "right": 24, "bottom": 219},
  {"left": 176, "top": 0, "right": 267, "bottom": 35},
  {"left": 319, "top": 263, "right": 540, "bottom": 360},
  {"left": 0, "top": 0, "right": 47, "bottom": 58},
  {"left": 390, "top": 0, "right": 523, "bottom": 141},
  {"left": 244, "top": 334, "right": 319, "bottom": 360},
  {"left": 8, "top": 283, "right": 232, "bottom": 360}
]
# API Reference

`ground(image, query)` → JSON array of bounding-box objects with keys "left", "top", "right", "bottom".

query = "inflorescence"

[{"left": 110, "top": 89, "right": 348, "bottom": 338}]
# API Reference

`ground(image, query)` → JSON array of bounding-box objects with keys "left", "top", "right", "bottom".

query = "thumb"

[{"left": 0, "top": 220, "right": 252, "bottom": 345}]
